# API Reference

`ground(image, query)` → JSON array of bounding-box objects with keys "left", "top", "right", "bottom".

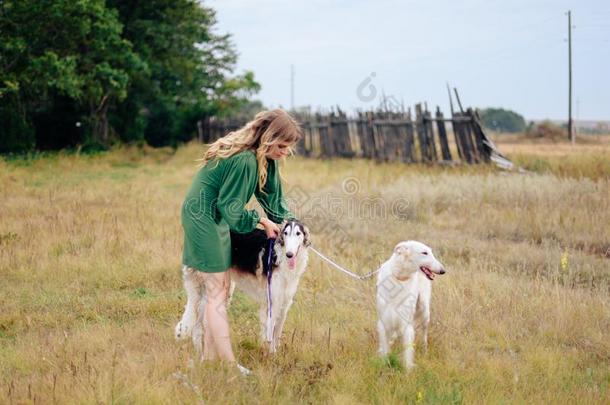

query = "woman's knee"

[{"left": 203, "top": 271, "right": 230, "bottom": 301}]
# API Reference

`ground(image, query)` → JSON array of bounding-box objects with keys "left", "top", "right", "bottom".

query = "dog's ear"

[
  {"left": 394, "top": 243, "right": 410, "bottom": 257},
  {"left": 272, "top": 242, "right": 281, "bottom": 266},
  {"left": 276, "top": 224, "right": 285, "bottom": 246},
  {"left": 301, "top": 223, "right": 311, "bottom": 247}
]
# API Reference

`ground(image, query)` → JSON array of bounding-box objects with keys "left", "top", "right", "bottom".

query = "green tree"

[
  {"left": 1, "top": 0, "right": 260, "bottom": 152},
  {"left": 479, "top": 107, "right": 526, "bottom": 133},
  {"left": 0, "top": 0, "right": 143, "bottom": 150},
  {"left": 230, "top": 99, "right": 267, "bottom": 121},
  {"left": 107, "top": 0, "right": 260, "bottom": 146}
]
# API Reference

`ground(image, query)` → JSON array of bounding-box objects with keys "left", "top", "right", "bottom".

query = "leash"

[
  {"left": 263, "top": 238, "right": 275, "bottom": 344},
  {"left": 264, "top": 240, "right": 378, "bottom": 348},
  {"left": 310, "top": 245, "right": 380, "bottom": 280}
]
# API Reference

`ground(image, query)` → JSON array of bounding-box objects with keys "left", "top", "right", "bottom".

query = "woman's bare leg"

[
  {"left": 202, "top": 271, "right": 235, "bottom": 363},
  {"left": 202, "top": 298, "right": 218, "bottom": 360}
]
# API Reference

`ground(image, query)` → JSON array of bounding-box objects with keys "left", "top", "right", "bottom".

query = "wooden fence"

[{"left": 199, "top": 103, "right": 512, "bottom": 167}]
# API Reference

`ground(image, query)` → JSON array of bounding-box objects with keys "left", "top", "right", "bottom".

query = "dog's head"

[
  {"left": 276, "top": 219, "right": 311, "bottom": 270},
  {"left": 392, "top": 240, "right": 446, "bottom": 281}
]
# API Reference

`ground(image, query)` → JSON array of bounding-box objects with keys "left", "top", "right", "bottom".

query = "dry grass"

[
  {"left": 1, "top": 141, "right": 609, "bottom": 403},
  {"left": 493, "top": 134, "right": 610, "bottom": 181}
]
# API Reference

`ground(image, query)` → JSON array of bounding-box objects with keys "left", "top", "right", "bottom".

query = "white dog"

[
  {"left": 376, "top": 240, "right": 446, "bottom": 369},
  {"left": 175, "top": 220, "right": 310, "bottom": 356}
]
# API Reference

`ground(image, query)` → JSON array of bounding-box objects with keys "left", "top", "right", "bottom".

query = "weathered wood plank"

[{"left": 435, "top": 107, "right": 452, "bottom": 161}]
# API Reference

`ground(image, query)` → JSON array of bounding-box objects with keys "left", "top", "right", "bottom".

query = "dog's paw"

[{"left": 174, "top": 320, "right": 193, "bottom": 340}]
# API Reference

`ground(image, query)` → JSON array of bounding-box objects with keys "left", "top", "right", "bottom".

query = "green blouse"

[{"left": 181, "top": 150, "right": 294, "bottom": 272}]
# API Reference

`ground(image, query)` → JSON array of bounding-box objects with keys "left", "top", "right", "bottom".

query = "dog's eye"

[
  {"left": 422, "top": 252, "right": 428, "bottom": 255},
  {"left": 296, "top": 232, "right": 301, "bottom": 236}
]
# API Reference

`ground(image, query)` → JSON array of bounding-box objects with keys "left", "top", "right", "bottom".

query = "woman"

[{"left": 177, "top": 108, "right": 301, "bottom": 375}]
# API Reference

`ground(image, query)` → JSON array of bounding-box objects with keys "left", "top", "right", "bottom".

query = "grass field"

[{"left": 1, "top": 138, "right": 609, "bottom": 403}]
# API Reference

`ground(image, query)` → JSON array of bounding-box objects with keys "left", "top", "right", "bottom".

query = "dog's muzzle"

[
  {"left": 420, "top": 265, "right": 445, "bottom": 281},
  {"left": 286, "top": 246, "right": 299, "bottom": 270}
]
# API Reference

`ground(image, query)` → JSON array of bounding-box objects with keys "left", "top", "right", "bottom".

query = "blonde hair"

[{"left": 198, "top": 109, "right": 302, "bottom": 190}]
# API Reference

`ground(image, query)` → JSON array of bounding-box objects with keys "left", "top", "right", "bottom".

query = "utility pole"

[
  {"left": 290, "top": 64, "right": 295, "bottom": 111},
  {"left": 568, "top": 10, "right": 576, "bottom": 145}
]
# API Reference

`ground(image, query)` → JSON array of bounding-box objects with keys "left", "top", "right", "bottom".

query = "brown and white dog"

[
  {"left": 376, "top": 240, "right": 446, "bottom": 369},
  {"left": 175, "top": 220, "right": 310, "bottom": 356}
]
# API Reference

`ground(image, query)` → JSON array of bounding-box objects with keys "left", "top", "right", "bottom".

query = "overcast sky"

[{"left": 207, "top": 0, "right": 609, "bottom": 121}]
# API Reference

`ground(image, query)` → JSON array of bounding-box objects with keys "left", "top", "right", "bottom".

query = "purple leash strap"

[{"left": 265, "top": 238, "right": 276, "bottom": 343}]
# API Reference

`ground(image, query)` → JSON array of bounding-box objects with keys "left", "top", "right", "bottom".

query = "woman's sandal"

[{"left": 236, "top": 363, "right": 252, "bottom": 376}]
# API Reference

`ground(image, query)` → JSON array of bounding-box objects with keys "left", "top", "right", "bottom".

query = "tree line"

[
  {"left": 0, "top": 0, "right": 260, "bottom": 153},
  {"left": 478, "top": 107, "right": 526, "bottom": 133}
]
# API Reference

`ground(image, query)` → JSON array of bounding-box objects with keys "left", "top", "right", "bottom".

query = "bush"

[{"left": 525, "top": 121, "right": 567, "bottom": 140}]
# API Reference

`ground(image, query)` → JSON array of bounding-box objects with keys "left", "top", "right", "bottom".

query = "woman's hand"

[{"left": 259, "top": 217, "right": 280, "bottom": 239}]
